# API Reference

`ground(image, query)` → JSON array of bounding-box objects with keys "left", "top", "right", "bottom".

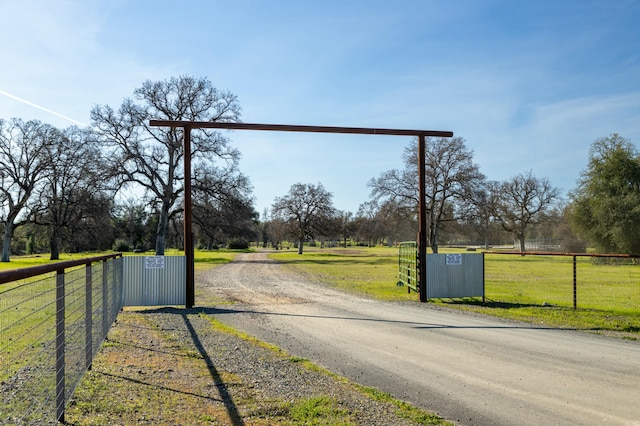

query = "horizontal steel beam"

[{"left": 149, "top": 120, "right": 453, "bottom": 138}]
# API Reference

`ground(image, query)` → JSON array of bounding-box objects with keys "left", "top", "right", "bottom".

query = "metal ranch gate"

[
  {"left": 122, "top": 256, "right": 186, "bottom": 306},
  {"left": 398, "top": 242, "right": 485, "bottom": 301}
]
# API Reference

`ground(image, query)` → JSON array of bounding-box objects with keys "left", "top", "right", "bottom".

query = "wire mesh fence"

[
  {"left": 398, "top": 246, "right": 639, "bottom": 315},
  {"left": 0, "top": 254, "right": 123, "bottom": 425},
  {"left": 484, "top": 252, "right": 640, "bottom": 312}
]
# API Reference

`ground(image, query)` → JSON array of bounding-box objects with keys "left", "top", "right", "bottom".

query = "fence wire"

[
  {"left": 0, "top": 256, "right": 123, "bottom": 425},
  {"left": 484, "top": 253, "right": 640, "bottom": 312}
]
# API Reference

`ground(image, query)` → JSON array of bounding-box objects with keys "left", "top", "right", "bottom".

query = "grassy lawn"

[
  {"left": 270, "top": 246, "right": 418, "bottom": 301},
  {"left": 269, "top": 246, "right": 640, "bottom": 339}
]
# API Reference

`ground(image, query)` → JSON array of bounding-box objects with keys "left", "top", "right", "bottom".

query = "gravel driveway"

[{"left": 198, "top": 251, "right": 640, "bottom": 426}]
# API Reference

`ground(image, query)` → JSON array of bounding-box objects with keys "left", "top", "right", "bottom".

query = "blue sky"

[{"left": 1, "top": 0, "right": 639, "bottom": 216}]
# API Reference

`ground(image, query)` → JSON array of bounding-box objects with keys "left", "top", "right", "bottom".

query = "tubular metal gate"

[
  {"left": 398, "top": 241, "right": 418, "bottom": 293},
  {"left": 0, "top": 254, "right": 123, "bottom": 424}
]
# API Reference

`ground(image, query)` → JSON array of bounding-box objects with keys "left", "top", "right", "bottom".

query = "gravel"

[{"left": 126, "top": 307, "right": 425, "bottom": 425}]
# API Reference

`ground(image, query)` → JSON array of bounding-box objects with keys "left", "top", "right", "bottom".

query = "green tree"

[
  {"left": 569, "top": 134, "right": 640, "bottom": 254},
  {"left": 192, "top": 155, "right": 256, "bottom": 247}
]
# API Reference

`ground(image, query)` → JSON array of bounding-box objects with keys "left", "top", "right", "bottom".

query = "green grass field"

[
  {"left": 270, "top": 246, "right": 640, "bottom": 338},
  {"left": 271, "top": 246, "right": 418, "bottom": 301}
]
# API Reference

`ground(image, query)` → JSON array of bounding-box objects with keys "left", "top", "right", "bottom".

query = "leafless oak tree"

[
  {"left": 494, "top": 170, "right": 560, "bottom": 252},
  {"left": 32, "top": 126, "right": 111, "bottom": 260},
  {"left": 0, "top": 119, "right": 56, "bottom": 262},
  {"left": 271, "top": 182, "right": 336, "bottom": 254},
  {"left": 369, "top": 136, "right": 484, "bottom": 253},
  {"left": 91, "top": 75, "right": 244, "bottom": 255}
]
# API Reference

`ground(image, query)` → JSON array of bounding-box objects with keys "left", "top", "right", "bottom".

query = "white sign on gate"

[
  {"left": 144, "top": 256, "right": 165, "bottom": 269},
  {"left": 445, "top": 254, "right": 462, "bottom": 265}
]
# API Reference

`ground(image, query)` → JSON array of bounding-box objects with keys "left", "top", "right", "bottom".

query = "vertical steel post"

[
  {"left": 85, "top": 263, "right": 93, "bottom": 370},
  {"left": 417, "top": 134, "right": 427, "bottom": 302},
  {"left": 102, "top": 260, "right": 109, "bottom": 336},
  {"left": 55, "top": 269, "right": 65, "bottom": 423},
  {"left": 573, "top": 255, "right": 577, "bottom": 309},
  {"left": 184, "top": 126, "right": 195, "bottom": 308},
  {"left": 482, "top": 252, "right": 486, "bottom": 303}
]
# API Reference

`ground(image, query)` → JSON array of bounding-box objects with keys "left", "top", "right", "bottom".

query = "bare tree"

[
  {"left": 271, "top": 182, "right": 336, "bottom": 254},
  {"left": 494, "top": 170, "right": 560, "bottom": 252},
  {"left": 369, "top": 136, "right": 484, "bottom": 253},
  {"left": 0, "top": 119, "right": 56, "bottom": 262},
  {"left": 458, "top": 180, "right": 502, "bottom": 249},
  {"left": 354, "top": 200, "right": 384, "bottom": 246},
  {"left": 30, "top": 126, "right": 111, "bottom": 259},
  {"left": 91, "top": 75, "right": 243, "bottom": 255}
]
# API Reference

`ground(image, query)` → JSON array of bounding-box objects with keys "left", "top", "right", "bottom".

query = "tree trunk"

[
  {"left": 519, "top": 237, "right": 526, "bottom": 255},
  {"left": 298, "top": 238, "right": 304, "bottom": 255},
  {"left": 1, "top": 222, "right": 14, "bottom": 262},
  {"left": 155, "top": 202, "right": 170, "bottom": 256},
  {"left": 50, "top": 227, "right": 60, "bottom": 260},
  {"left": 430, "top": 226, "right": 439, "bottom": 254}
]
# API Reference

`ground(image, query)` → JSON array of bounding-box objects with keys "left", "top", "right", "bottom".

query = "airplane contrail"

[{"left": 0, "top": 89, "right": 87, "bottom": 127}]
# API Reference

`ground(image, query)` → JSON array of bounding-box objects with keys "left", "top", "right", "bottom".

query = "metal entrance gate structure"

[
  {"left": 398, "top": 242, "right": 485, "bottom": 301},
  {"left": 150, "top": 120, "right": 454, "bottom": 306}
]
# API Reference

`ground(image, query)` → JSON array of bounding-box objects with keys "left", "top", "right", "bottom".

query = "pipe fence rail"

[{"left": 0, "top": 253, "right": 123, "bottom": 425}]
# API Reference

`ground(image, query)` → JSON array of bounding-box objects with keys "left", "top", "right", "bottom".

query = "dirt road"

[{"left": 198, "top": 251, "right": 640, "bottom": 426}]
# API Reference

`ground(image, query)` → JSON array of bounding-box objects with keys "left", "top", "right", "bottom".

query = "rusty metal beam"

[{"left": 149, "top": 120, "right": 453, "bottom": 138}]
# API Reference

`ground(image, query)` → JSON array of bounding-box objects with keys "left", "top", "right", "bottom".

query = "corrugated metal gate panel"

[
  {"left": 122, "top": 256, "right": 186, "bottom": 306},
  {"left": 426, "top": 253, "right": 484, "bottom": 298}
]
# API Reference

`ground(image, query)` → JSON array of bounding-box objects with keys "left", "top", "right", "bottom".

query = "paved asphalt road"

[{"left": 198, "top": 252, "right": 640, "bottom": 426}]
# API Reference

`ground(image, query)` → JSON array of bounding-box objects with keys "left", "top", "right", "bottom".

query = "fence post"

[
  {"left": 85, "top": 263, "right": 93, "bottom": 370},
  {"left": 102, "top": 259, "right": 109, "bottom": 337},
  {"left": 112, "top": 258, "right": 118, "bottom": 321},
  {"left": 117, "top": 256, "right": 124, "bottom": 310},
  {"left": 55, "top": 269, "right": 65, "bottom": 423},
  {"left": 573, "top": 255, "right": 577, "bottom": 309},
  {"left": 482, "top": 252, "right": 486, "bottom": 304}
]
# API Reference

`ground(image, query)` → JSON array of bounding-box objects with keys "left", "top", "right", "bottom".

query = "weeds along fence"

[
  {"left": 0, "top": 253, "right": 123, "bottom": 425},
  {"left": 484, "top": 251, "right": 640, "bottom": 312}
]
